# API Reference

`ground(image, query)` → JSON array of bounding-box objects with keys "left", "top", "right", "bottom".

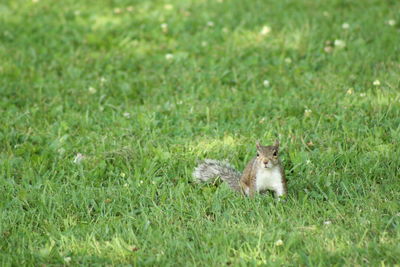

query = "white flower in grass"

[
  {"left": 275, "top": 239, "right": 284, "bottom": 246},
  {"left": 123, "top": 112, "right": 131, "bottom": 118},
  {"left": 373, "top": 80, "right": 381, "bottom": 86},
  {"left": 334, "top": 39, "right": 346, "bottom": 48},
  {"left": 207, "top": 21, "right": 215, "bottom": 27},
  {"left": 88, "top": 86, "right": 97, "bottom": 94},
  {"left": 387, "top": 20, "right": 396, "bottom": 26},
  {"left": 306, "top": 160, "right": 311, "bottom": 165},
  {"left": 164, "top": 4, "right": 173, "bottom": 10},
  {"left": 263, "top": 80, "right": 270, "bottom": 87},
  {"left": 64, "top": 256, "right": 72, "bottom": 263},
  {"left": 121, "top": 172, "right": 126, "bottom": 178},
  {"left": 346, "top": 88, "right": 354, "bottom": 95},
  {"left": 165, "top": 53, "right": 174, "bottom": 60},
  {"left": 100, "top": 77, "right": 107, "bottom": 84},
  {"left": 123, "top": 183, "right": 129, "bottom": 187},
  {"left": 260, "top": 25, "right": 271, "bottom": 36},
  {"left": 161, "top": 23, "right": 168, "bottom": 33},
  {"left": 324, "top": 46, "right": 333, "bottom": 53},
  {"left": 304, "top": 109, "right": 312, "bottom": 117},
  {"left": 360, "top": 93, "right": 366, "bottom": 97},
  {"left": 73, "top": 153, "right": 84, "bottom": 164},
  {"left": 324, "top": 220, "right": 332, "bottom": 225},
  {"left": 342, "top": 23, "right": 350, "bottom": 29}
]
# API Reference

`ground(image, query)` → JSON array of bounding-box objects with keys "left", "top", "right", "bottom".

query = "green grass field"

[{"left": 1, "top": 0, "right": 400, "bottom": 265}]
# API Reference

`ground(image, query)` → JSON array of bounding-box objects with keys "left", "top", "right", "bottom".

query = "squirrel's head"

[{"left": 256, "top": 140, "right": 280, "bottom": 169}]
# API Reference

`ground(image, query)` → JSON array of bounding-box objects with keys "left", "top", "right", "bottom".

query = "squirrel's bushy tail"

[{"left": 193, "top": 159, "right": 241, "bottom": 192}]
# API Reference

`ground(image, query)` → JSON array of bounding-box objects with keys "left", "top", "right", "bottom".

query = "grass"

[{"left": 1, "top": 0, "right": 400, "bottom": 265}]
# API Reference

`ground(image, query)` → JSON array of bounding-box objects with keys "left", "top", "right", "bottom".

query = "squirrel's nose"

[{"left": 263, "top": 160, "right": 269, "bottom": 165}]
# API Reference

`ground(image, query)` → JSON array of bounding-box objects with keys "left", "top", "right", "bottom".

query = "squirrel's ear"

[
  {"left": 256, "top": 140, "right": 262, "bottom": 149},
  {"left": 274, "top": 139, "right": 280, "bottom": 148}
]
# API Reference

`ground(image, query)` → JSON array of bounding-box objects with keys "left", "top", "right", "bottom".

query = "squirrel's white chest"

[{"left": 255, "top": 166, "right": 284, "bottom": 194}]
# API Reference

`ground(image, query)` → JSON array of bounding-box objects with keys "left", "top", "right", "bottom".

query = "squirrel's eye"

[
  {"left": 256, "top": 153, "right": 259, "bottom": 157},
  {"left": 273, "top": 151, "right": 277, "bottom": 157}
]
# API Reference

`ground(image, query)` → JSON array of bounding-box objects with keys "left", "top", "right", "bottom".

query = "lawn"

[{"left": 1, "top": 0, "right": 400, "bottom": 265}]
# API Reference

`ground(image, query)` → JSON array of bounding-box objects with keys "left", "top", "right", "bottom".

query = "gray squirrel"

[{"left": 193, "top": 140, "right": 287, "bottom": 197}]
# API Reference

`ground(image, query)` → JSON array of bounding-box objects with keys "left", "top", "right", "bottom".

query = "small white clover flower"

[
  {"left": 140, "top": 180, "right": 144, "bottom": 184},
  {"left": 373, "top": 80, "right": 381, "bottom": 86},
  {"left": 263, "top": 80, "right": 270, "bottom": 87},
  {"left": 123, "top": 183, "right": 129, "bottom": 187},
  {"left": 161, "top": 23, "right": 168, "bottom": 33},
  {"left": 324, "top": 46, "right": 333, "bottom": 53},
  {"left": 164, "top": 4, "right": 173, "bottom": 10},
  {"left": 88, "top": 86, "right": 97, "bottom": 94},
  {"left": 275, "top": 239, "right": 284, "bottom": 246},
  {"left": 120, "top": 172, "right": 126, "bottom": 178},
  {"left": 334, "top": 39, "right": 346, "bottom": 48},
  {"left": 123, "top": 112, "right": 131, "bottom": 118},
  {"left": 260, "top": 25, "right": 271, "bottom": 35},
  {"left": 207, "top": 21, "right": 215, "bottom": 27},
  {"left": 304, "top": 109, "right": 312, "bottom": 117},
  {"left": 342, "top": 23, "right": 350, "bottom": 29},
  {"left": 387, "top": 19, "right": 396, "bottom": 26},
  {"left": 64, "top": 257, "right": 72, "bottom": 263},
  {"left": 73, "top": 153, "right": 84, "bottom": 164},
  {"left": 165, "top": 53, "right": 174, "bottom": 60},
  {"left": 324, "top": 220, "right": 332, "bottom": 225},
  {"left": 346, "top": 88, "right": 354, "bottom": 95},
  {"left": 360, "top": 93, "right": 366, "bottom": 97}
]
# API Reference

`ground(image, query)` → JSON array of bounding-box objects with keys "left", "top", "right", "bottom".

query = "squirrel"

[{"left": 193, "top": 140, "right": 287, "bottom": 198}]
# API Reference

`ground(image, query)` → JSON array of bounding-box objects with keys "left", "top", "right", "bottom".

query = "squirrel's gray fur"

[
  {"left": 193, "top": 141, "right": 287, "bottom": 197},
  {"left": 192, "top": 159, "right": 242, "bottom": 191}
]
